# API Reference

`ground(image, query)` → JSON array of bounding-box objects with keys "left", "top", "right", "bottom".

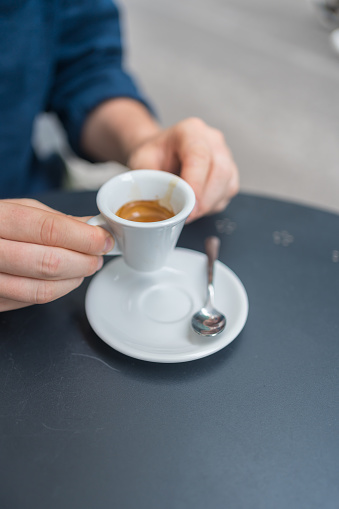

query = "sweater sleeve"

[{"left": 48, "top": 0, "right": 153, "bottom": 159}]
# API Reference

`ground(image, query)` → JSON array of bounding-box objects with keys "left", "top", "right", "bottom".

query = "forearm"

[{"left": 80, "top": 98, "right": 161, "bottom": 165}]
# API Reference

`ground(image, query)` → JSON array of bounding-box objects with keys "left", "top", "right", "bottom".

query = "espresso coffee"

[{"left": 116, "top": 199, "right": 175, "bottom": 223}]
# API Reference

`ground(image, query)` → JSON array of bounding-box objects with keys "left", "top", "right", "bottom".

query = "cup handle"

[{"left": 87, "top": 214, "right": 121, "bottom": 256}]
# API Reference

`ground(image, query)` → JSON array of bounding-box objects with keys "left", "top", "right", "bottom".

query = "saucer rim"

[{"left": 85, "top": 248, "right": 249, "bottom": 363}]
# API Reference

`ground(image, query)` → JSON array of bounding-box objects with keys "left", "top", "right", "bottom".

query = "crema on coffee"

[{"left": 116, "top": 199, "right": 175, "bottom": 223}]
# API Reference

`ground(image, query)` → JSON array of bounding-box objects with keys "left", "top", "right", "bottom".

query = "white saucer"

[{"left": 85, "top": 248, "right": 249, "bottom": 363}]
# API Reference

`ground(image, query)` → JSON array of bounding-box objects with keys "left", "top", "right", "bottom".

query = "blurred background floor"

[{"left": 35, "top": 0, "right": 339, "bottom": 213}]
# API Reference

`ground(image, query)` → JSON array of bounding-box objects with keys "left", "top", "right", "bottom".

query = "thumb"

[{"left": 128, "top": 142, "right": 164, "bottom": 171}]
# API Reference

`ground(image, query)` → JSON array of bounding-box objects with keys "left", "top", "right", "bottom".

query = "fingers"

[
  {"left": 0, "top": 201, "right": 114, "bottom": 255},
  {"left": 0, "top": 199, "right": 112, "bottom": 312},
  {"left": 127, "top": 117, "right": 239, "bottom": 222},
  {"left": 175, "top": 130, "right": 212, "bottom": 217},
  {"left": 0, "top": 239, "right": 103, "bottom": 280},
  {"left": 0, "top": 272, "right": 84, "bottom": 306},
  {"left": 190, "top": 147, "right": 238, "bottom": 221},
  {"left": 174, "top": 118, "right": 239, "bottom": 221},
  {"left": 128, "top": 141, "right": 164, "bottom": 171},
  {"left": 0, "top": 297, "right": 33, "bottom": 313},
  {"left": 4, "top": 199, "right": 100, "bottom": 225},
  {"left": 2, "top": 198, "right": 64, "bottom": 214}
]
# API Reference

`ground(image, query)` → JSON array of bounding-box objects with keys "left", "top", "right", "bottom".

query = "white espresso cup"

[{"left": 87, "top": 169, "right": 196, "bottom": 272}]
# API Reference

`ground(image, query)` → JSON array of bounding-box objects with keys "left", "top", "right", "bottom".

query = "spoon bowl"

[
  {"left": 191, "top": 236, "right": 226, "bottom": 337},
  {"left": 191, "top": 307, "right": 226, "bottom": 336}
]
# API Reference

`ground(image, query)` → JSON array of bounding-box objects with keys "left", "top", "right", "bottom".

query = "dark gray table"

[{"left": 1, "top": 191, "right": 339, "bottom": 509}]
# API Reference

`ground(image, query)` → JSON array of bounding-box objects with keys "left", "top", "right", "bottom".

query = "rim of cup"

[{"left": 96, "top": 169, "right": 196, "bottom": 228}]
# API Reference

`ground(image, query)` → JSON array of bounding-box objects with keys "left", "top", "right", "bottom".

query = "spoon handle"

[{"left": 205, "top": 236, "right": 220, "bottom": 286}]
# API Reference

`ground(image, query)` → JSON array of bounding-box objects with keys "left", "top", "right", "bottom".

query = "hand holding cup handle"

[
  {"left": 87, "top": 215, "right": 121, "bottom": 256},
  {"left": 87, "top": 170, "right": 195, "bottom": 272}
]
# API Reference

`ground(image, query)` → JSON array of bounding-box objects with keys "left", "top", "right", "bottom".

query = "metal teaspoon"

[{"left": 191, "top": 236, "right": 226, "bottom": 336}]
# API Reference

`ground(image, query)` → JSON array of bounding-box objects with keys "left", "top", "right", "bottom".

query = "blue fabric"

[{"left": 0, "top": 0, "right": 151, "bottom": 198}]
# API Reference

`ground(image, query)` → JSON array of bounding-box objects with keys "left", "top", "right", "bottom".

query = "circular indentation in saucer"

[
  {"left": 85, "top": 248, "right": 249, "bottom": 362},
  {"left": 140, "top": 285, "right": 193, "bottom": 323}
]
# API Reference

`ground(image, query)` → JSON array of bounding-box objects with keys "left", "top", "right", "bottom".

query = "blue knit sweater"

[{"left": 0, "top": 0, "right": 149, "bottom": 198}]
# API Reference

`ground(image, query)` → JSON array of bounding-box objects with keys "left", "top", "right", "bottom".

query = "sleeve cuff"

[{"left": 58, "top": 69, "right": 156, "bottom": 161}]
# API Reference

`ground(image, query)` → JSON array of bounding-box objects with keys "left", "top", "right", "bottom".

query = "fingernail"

[
  {"left": 97, "top": 256, "right": 104, "bottom": 271},
  {"left": 103, "top": 235, "right": 114, "bottom": 254}
]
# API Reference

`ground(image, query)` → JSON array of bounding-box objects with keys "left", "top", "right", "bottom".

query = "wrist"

[{"left": 81, "top": 98, "right": 161, "bottom": 165}]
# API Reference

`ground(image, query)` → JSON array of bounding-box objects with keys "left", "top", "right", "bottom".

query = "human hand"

[
  {"left": 127, "top": 117, "right": 239, "bottom": 222},
  {"left": 0, "top": 199, "right": 114, "bottom": 312}
]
